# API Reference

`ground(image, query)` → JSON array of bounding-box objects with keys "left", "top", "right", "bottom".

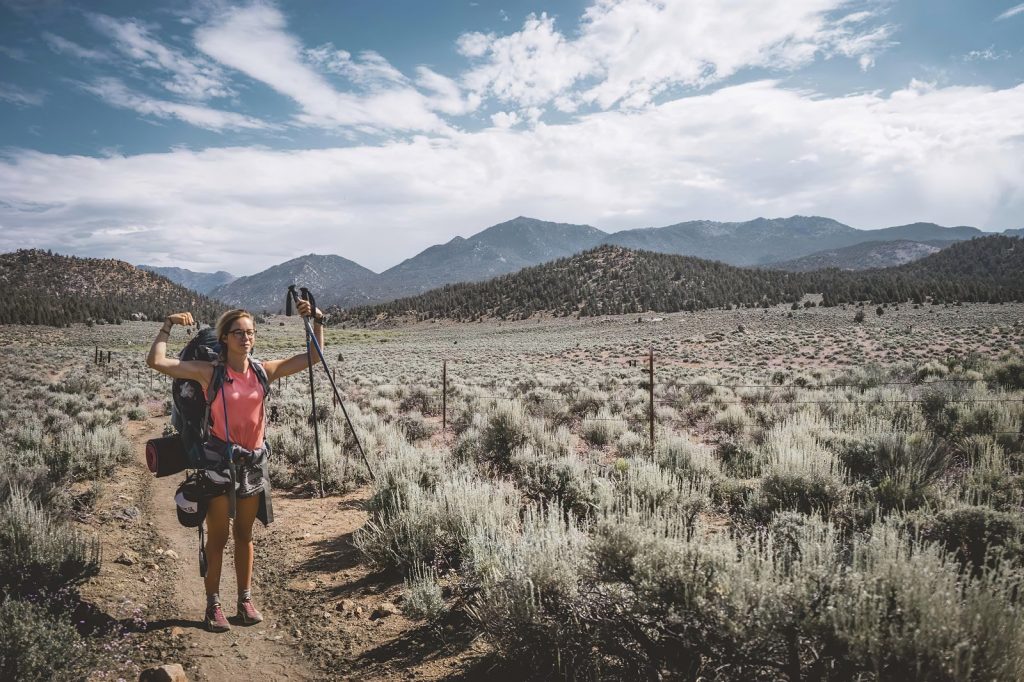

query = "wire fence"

[{"left": 95, "top": 347, "right": 1024, "bottom": 444}]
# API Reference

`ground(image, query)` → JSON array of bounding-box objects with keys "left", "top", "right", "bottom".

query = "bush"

[
  {"left": 0, "top": 597, "right": 87, "bottom": 682},
  {"left": 908, "top": 506, "right": 1024, "bottom": 574},
  {"left": 0, "top": 488, "right": 100, "bottom": 594},
  {"left": 402, "top": 562, "right": 446, "bottom": 620},
  {"left": 988, "top": 358, "right": 1024, "bottom": 390}
]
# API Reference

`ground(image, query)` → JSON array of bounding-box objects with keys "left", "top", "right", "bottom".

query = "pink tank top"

[{"left": 206, "top": 363, "right": 266, "bottom": 451}]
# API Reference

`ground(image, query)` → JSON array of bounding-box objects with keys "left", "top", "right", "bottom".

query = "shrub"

[
  {"left": 402, "top": 562, "right": 446, "bottom": 620},
  {"left": 580, "top": 408, "right": 623, "bottom": 446},
  {"left": 511, "top": 446, "right": 599, "bottom": 519},
  {"left": 0, "top": 488, "right": 100, "bottom": 594},
  {"left": 988, "top": 358, "right": 1024, "bottom": 391},
  {"left": 0, "top": 597, "right": 87, "bottom": 682},
  {"left": 908, "top": 506, "right": 1024, "bottom": 574}
]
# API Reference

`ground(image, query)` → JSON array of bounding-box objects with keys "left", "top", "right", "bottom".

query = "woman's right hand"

[{"left": 166, "top": 312, "right": 194, "bottom": 327}]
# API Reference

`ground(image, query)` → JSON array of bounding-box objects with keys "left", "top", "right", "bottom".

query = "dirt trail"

[{"left": 120, "top": 414, "right": 319, "bottom": 681}]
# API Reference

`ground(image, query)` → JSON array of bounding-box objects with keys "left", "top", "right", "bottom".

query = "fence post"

[
  {"left": 648, "top": 346, "right": 655, "bottom": 455},
  {"left": 442, "top": 360, "right": 448, "bottom": 434},
  {"left": 94, "top": 345, "right": 99, "bottom": 365},
  {"left": 333, "top": 368, "right": 337, "bottom": 408},
  {"left": 107, "top": 350, "right": 111, "bottom": 364}
]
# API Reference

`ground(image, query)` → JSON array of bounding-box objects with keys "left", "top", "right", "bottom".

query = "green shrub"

[
  {"left": 402, "top": 562, "right": 446, "bottom": 620},
  {"left": 988, "top": 358, "right": 1024, "bottom": 390},
  {"left": 511, "top": 446, "right": 599, "bottom": 519},
  {"left": 908, "top": 506, "right": 1024, "bottom": 574},
  {"left": 0, "top": 597, "right": 87, "bottom": 682},
  {"left": 0, "top": 488, "right": 100, "bottom": 594}
]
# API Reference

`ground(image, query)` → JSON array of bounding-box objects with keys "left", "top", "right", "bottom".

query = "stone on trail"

[
  {"left": 115, "top": 550, "right": 140, "bottom": 566},
  {"left": 139, "top": 663, "right": 187, "bottom": 681},
  {"left": 370, "top": 602, "right": 400, "bottom": 620}
]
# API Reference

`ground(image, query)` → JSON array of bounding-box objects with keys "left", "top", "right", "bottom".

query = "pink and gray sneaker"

[
  {"left": 204, "top": 602, "right": 231, "bottom": 632},
  {"left": 237, "top": 598, "right": 264, "bottom": 625}
]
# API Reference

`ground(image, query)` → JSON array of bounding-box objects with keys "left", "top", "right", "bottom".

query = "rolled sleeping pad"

[{"left": 145, "top": 435, "right": 189, "bottom": 477}]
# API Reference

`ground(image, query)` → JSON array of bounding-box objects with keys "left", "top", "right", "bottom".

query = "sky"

[{"left": 0, "top": 0, "right": 1022, "bottom": 275}]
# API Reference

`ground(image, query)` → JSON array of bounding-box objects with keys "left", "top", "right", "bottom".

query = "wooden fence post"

[
  {"left": 442, "top": 360, "right": 448, "bottom": 434},
  {"left": 648, "top": 346, "right": 655, "bottom": 455}
]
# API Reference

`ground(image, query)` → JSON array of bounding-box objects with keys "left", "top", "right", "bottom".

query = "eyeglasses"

[{"left": 228, "top": 329, "right": 257, "bottom": 340}]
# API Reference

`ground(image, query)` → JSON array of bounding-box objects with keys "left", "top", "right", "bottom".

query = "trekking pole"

[
  {"left": 295, "top": 287, "right": 325, "bottom": 497},
  {"left": 286, "top": 285, "right": 376, "bottom": 481}
]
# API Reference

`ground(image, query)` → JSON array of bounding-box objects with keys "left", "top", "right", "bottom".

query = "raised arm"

[
  {"left": 146, "top": 312, "right": 214, "bottom": 386},
  {"left": 263, "top": 302, "right": 325, "bottom": 383}
]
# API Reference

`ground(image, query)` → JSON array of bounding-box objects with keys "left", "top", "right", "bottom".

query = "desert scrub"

[
  {"left": 0, "top": 487, "right": 100, "bottom": 594},
  {"left": 510, "top": 445, "right": 602, "bottom": 519},
  {"left": 466, "top": 505, "right": 591, "bottom": 677},
  {"left": 580, "top": 408, "right": 624, "bottom": 446},
  {"left": 355, "top": 470, "right": 519, "bottom": 570},
  {"left": 402, "top": 562, "right": 446, "bottom": 620},
  {"left": 656, "top": 433, "right": 721, "bottom": 482},
  {"left": 906, "top": 505, "right": 1024, "bottom": 575},
  {"left": 0, "top": 597, "right": 90, "bottom": 682}
]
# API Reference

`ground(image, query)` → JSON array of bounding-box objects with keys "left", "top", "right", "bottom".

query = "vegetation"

[
  {"left": 0, "top": 249, "right": 224, "bottom": 326},
  {"left": 335, "top": 236, "right": 1024, "bottom": 323}
]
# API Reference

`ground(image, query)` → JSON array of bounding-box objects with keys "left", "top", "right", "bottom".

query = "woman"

[{"left": 146, "top": 301, "right": 324, "bottom": 632}]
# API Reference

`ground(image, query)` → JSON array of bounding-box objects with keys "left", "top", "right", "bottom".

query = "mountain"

[
  {"left": 138, "top": 265, "right": 235, "bottom": 294},
  {"left": 209, "top": 253, "right": 378, "bottom": 311},
  {"left": 0, "top": 249, "right": 224, "bottom": 325},
  {"left": 335, "top": 236, "right": 1024, "bottom": 323},
  {"left": 768, "top": 240, "right": 948, "bottom": 272},
  {"left": 372, "top": 216, "right": 607, "bottom": 297},
  {"left": 602, "top": 216, "right": 857, "bottom": 265}
]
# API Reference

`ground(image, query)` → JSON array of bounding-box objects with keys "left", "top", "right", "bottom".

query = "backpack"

[{"left": 170, "top": 327, "right": 271, "bottom": 468}]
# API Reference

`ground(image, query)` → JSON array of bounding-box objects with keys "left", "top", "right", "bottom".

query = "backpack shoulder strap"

[
  {"left": 249, "top": 358, "right": 271, "bottom": 400},
  {"left": 202, "top": 362, "right": 227, "bottom": 441}
]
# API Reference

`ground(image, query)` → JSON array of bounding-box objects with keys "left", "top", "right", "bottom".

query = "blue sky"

[{"left": 0, "top": 0, "right": 1022, "bottom": 274}]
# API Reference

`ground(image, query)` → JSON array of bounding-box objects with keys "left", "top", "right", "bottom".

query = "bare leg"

[
  {"left": 203, "top": 494, "right": 230, "bottom": 597},
  {"left": 233, "top": 494, "right": 260, "bottom": 594}
]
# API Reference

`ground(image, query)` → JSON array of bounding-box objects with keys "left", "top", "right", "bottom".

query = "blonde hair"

[{"left": 215, "top": 309, "right": 255, "bottom": 359}]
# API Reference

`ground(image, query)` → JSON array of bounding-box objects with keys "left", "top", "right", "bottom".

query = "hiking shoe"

[
  {"left": 237, "top": 598, "right": 263, "bottom": 625},
  {"left": 204, "top": 602, "right": 231, "bottom": 632}
]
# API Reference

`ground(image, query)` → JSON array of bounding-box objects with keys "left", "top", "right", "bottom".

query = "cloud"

[
  {"left": 80, "top": 77, "right": 272, "bottom": 131},
  {"left": 0, "top": 45, "right": 29, "bottom": 62},
  {"left": 459, "top": 0, "right": 894, "bottom": 112},
  {"left": 194, "top": 3, "right": 458, "bottom": 133},
  {"left": 2, "top": 79, "right": 1022, "bottom": 273},
  {"left": 996, "top": 3, "right": 1024, "bottom": 20},
  {"left": 0, "top": 82, "right": 46, "bottom": 106},
  {"left": 88, "top": 14, "right": 232, "bottom": 100},
  {"left": 42, "top": 32, "right": 109, "bottom": 61}
]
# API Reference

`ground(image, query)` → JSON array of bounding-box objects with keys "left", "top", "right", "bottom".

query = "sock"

[
  {"left": 207, "top": 593, "right": 220, "bottom": 608},
  {"left": 239, "top": 589, "right": 252, "bottom": 604}
]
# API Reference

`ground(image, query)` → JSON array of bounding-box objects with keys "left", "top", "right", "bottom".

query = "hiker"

[{"left": 145, "top": 302, "right": 324, "bottom": 632}]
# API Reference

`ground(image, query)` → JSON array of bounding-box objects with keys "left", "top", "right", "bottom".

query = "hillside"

[
  {"left": 334, "top": 236, "right": 1024, "bottom": 323},
  {"left": 372, "top": 216, "right": 606, "bottom": 297},
  {"left": 0, "top": 249, "right": 224, "bottom": 326},
  {"left": 769, "top": 240, "right": 946, "bottom": 271},
  {"left": 138, "top": 265, "right": 236, "bottom": 294},
  {"left": 209, "top": 253, "right": 378, "bottom": 311}
]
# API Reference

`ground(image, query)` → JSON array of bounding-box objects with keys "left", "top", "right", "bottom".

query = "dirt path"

[
  {"left": 79, "top": 401, "right": 488, "bottom": 680},
  {"left": 138, "top": 420, "right": 316, "bottom": 680}
]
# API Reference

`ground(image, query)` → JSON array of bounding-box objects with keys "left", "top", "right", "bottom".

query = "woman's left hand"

[{"left": 296, "top": 299, "right": 322, "bottom": 320}]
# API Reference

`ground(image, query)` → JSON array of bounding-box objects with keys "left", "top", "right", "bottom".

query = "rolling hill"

[
  {"left": 333, "top": 236, "right": 1024, "bottom": 323},
  {"left": 138, "top": 265, "right": 236, "bottom": 294},
  {"left": 0, "top": 249, "right": 224, "bottom": 326},
  {"left": 768, "top": 240, "right": 948, "bottom": 271}
]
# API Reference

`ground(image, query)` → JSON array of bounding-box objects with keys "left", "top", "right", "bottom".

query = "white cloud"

[
  {"left": 996, "top": 3, "right": 1024, "bottom": 20},
  {"left": 80, "top": 78, "right": 272, "bottom": 131},
  {"left": 2, "top": 80, "right": 1022, "bottom": 274},
  {"left": 194, "top": 3, "right": 458, "bottom": 133},
  {"left": 42, "top": 32, "right": 109, "bottom": 61},
  {"left": 459, "top": 0, "right": 894, "bottom": 112},
  {"left": 88, "top": 14, "right": 232, "bottom": 100},
  {"left": 0, "top": 82, "right": 46, "bottom": 106}
]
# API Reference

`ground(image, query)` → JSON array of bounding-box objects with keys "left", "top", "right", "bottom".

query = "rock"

[
  {"left": 163, "top": 549, "right": 179, "bottom": 561},
  {"left": 354, "top": 606, "right": 364, "bottom": 618},
  {"left": 115, "top": 550, "right": 140, "bottom": 566},
  {"left": 146, "top": 562, "right": 160, "bottom": 571},
  {"left": 336, "top": 599, "right": 356, "bottom": 612},
  {"left": 139, "top": 663, "right": 187, "bottom": 681},
  {"left": 169, "top": 626, "right": 185, "bottom": 637},
  {"left": 370, "top": 602, "right": 400, "bottom": 620}
]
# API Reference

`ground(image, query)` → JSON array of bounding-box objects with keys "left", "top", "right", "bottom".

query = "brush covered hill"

[
  {"left": 209, "top": 253, "right": 378, "bottom": 311},
  {"left": 768, "top": 240, "right": 947, "bottom": 271},
  {"left": 335, "top": 236, "right": 1024, "bottom": 323},
  {"left": 138, "top": 265, "right": 236, "bottom": 294},
  {"left": 0, "top": 249, "right": 224, "bottom": 326}
]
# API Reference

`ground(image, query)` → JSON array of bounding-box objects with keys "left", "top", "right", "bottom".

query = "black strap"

[{"left": 221, "top": 380, "right": 237, "bottom": 520}]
